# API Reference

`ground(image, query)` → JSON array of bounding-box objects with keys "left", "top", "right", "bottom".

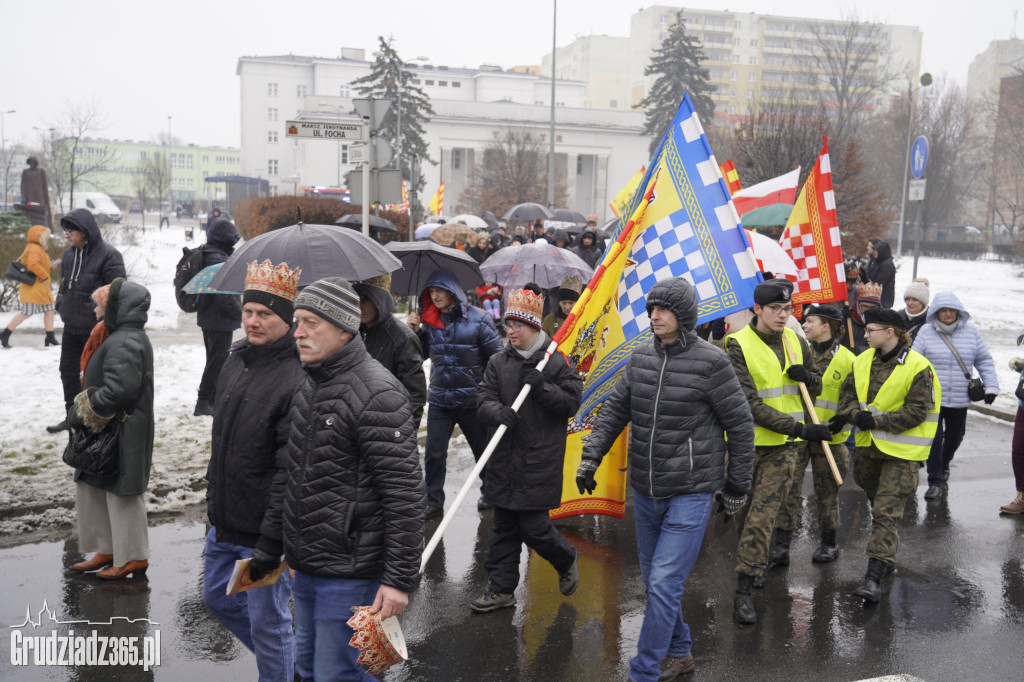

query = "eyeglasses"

[
  {"left": 764, "top": 304, "right": 793, "bottom": 315},
  {"left": 502, "top": 322, "right": 524, "bottom": 332},
  {"left": 864, "top": 327, "right": 888, "bottom": 335}
]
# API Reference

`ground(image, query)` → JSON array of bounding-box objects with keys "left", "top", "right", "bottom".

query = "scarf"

[
  {"left": 80, "top": 319, "right": 111, "bottom": 381},
  {"left": 514, "top": 331, "right": 549, "bottom": 359},
  {"left": 933, "top": 318, "right": 961, "bottom": 336}
]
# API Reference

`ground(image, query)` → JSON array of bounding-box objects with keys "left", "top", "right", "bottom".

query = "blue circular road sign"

[{"left": 911, "top": 136, "right": 929, "bottom": 179}]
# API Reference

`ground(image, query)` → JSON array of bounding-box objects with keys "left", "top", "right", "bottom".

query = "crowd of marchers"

[{"left": 6, "top": 209, "right": 1024, "bottom": 682}]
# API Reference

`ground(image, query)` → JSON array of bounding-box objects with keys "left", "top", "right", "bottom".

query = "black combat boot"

[
  {"left": 45, "top": 331, "right": 60, "bottom": 346},
  {"left": 769, "top": 529, "right": 792, "bottom": 567},
  {"left": 734, "top": 574, "right": 757, "bottom": 624},
  {"left": 853, "top": 557, "right": 892, "bottom": 602},
  {"left": 0, "top": 328, "right": 11, "bottom": 348},
  {"left": 812, "top": 530, "right": 839, "bottom": 563}
]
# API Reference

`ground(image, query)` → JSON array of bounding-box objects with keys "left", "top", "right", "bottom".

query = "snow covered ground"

[{"left": 1, "top": 223, "right": 1022, "bottom": 536}]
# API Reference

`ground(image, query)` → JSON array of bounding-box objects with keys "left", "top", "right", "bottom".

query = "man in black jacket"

[
  {"left": 576, "top": 277, "right": 755, "bottom": 682},
  {"left": 202, "top": 259, "right": 302, "bottom": 681},
  {"left": 471, "top": 287, "right": 583, "bottom": 613},
  {"left": 48, "top": 209, "right": 126, "bottom": 433},
  {"left": 863, "top": 240, "right": 896, "bottom": 309},
  {"left": 194, "top": 217, "right": 242, "bottom": 416},
  {"left": 250, "top": 277, "right": 425, "bottom": 681},
  {"left": 354, "top": 273, "right": 426, "bottom": 427}
]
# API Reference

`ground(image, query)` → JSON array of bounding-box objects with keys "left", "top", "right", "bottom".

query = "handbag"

[
  {"left": 5, "top": 248, "right": 35, "bottom": 285},
  {"left": 62, "top": 376, "right": 148, "bottom": 477},
  {"left": 1015, "top": 372, "right": 1024, "bottom": 402},
  {"left": 937, "top": 331, "right": 985, "bottom": 402}
]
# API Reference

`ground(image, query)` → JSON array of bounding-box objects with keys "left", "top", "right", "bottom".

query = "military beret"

[
  {"left": 804, "top": 303, "right": 843, "bottom": 322},
  {"left": 754, "top": 278, "right": 794, "bottom": 306},
  {"left": 863, "top": 307, "right": 905, "bottom": 330}
]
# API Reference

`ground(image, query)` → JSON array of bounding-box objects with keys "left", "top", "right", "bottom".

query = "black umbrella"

[
  {"left": 552, "top": 208, "right": 588, "bottom": 224},
  {"left": 480, "top": 210, "right": 500, "bottom": 230},
  {"left": 209, "top": 222, "right": 401, "bottom": 292},
  {"left": 501, "top": 202, "right": 554, "bottom": 222},
  {"left": 335, "top": 213, "right": 398, "bottom": 233},
  {"left": 385, "top": 241, "right": 484, "bottom": 296}
]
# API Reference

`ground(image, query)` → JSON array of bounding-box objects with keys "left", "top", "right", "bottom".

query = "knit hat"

[
  {"left": 243, "top": 259, "right": 301, "bottom": 322},
  {"left": 91, "top": 284, "right": 111, "bottom": 315},
  {"left": 754, "top": 278, "right": 794, "bottom": 306},
  {"left": 903, "top": 277, "right": 930, "bottom": 306},
  {"left": 294, "top": 277, "right": 361, "bottom": 333},
  {"left": 804, "top": 303, "right": 843, "bottom": 322},
  {"left": 558, "top": 274, "right": 584, "bottom": 303},
  {"left": 864, "top": 307, "right": 905, "bottom": 331},
  {"left": 504, "top": 288, "right": 544, "bottom": 330}
]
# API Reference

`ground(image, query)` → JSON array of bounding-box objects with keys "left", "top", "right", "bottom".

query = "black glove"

[
  {"left": 786, "top": 364, "right": 813, "bottom": 384},
  {"left": 715, "top": 488, "right": 747, "bottom": 522},
  {"left": 248, "top": 546, "right": 281, "bottom": 582},
  {"left": 575, "top": 458, "right": 600, "bottom": 495},
  {"left": 984, "top": 393, "right": 996, "bottom": 405},
  {"left": 523, "top": 368, "right": 545, "bottom": 392},
  {"left": 854, "top": 411, "right": 876, "bottom": 430},
  {"left": 496, "top": 406, "right": 518, "bottom": 429},
  {"left": 828, "top": 415, "right": 847, "bottom": 435},
  {"left": 796, "top": 422, "right": 832, "bottom": 442}
]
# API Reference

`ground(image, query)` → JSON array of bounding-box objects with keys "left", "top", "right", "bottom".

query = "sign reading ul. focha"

[{"left": 285, "top": 119, "right": 366, "bottom": 142}]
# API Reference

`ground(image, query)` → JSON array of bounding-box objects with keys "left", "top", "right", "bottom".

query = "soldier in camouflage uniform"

[
  {"left": 773, "top": 304, "right": 853, "bottom": 566},
  {"left": 726, "top": 279, "right": 831, "bottom": 625},
  {"left": 838, "top": 307, "right": 939, "bottom": 602}
]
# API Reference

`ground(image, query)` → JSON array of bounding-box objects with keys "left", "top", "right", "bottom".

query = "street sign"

[
  {"left": 346, "top": 169, "right": 403, "bottom": 205},
  {"left": 285, "top": 119, "right": 365, "bottom": 142},
  {"left": 352, "top": 99, "right": 392, "bottom": 130},
  {"left": 350, "top": 138, "right": 393, "bottom": 167},
  {"left": 911, "top": 136, "right": 929, "bottom": 179},
  {"left": 909, "top": 178, "right": 926, "bottom": 201}
]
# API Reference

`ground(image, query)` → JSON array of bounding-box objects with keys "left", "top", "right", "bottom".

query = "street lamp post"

[
  {"left": 896, "top": 72, "right": 932, "bottom": 256},
  {"left": 548, "top": 0, "right": 557, "bottom": 207},
  {"left": 1, "top": 109, "right": 16, "bottom": 208}
]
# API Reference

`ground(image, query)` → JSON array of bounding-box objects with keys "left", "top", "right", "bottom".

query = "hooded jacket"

[
  {"left": 355, "top": 281, "right": 427, "bottom": 426},
  {"left": 571, "top": 228, "right": 602, "bottom": 269},
  {"left": 581, "top": 278, "right": 755, "bottom": 498},
  {"left": 72, "top": 279, "right": 154, "bottom": 496},
  {"left": 59, "top": 209, "right": 126, "bottom": 332},
  {"left": 864, "top": 241, "right": 896, "bottom": 308},
  {"left": 19, "top": 224, "right": 54, "bottom": 305},
  {"left": 197, "top": 217, "right": 242, "bottom": 332},
  {"left": 416, "top": 269, "right": 502, "bottom": 409},
  {"left": 912, "top": 291, "right": 998, "bottom": 408}
]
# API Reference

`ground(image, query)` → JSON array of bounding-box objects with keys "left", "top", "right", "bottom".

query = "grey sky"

[{"left": 1, "top": 0, "right": 1019, "bottom": 149}]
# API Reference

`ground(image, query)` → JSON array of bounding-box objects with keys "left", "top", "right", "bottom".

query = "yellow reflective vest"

[
  {"left": 730, "top": 325, "right": 805, "bottom": 446},
  {"left": 852, "top": 348, "right": 941, "bottom": 461},
  {"left": 814, "top": 342, "right": 856, "bottom": 445}
]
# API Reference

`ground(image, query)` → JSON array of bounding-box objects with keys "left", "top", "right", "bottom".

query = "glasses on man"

[
  {"left": 764, "top": 304, "right": 793, "bottom": 316},
  {"left": 502, "top": 322, "right": 524, "bottom": 332}
]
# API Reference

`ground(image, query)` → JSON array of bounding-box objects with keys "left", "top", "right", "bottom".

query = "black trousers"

[
  {"left": 199, "top": 329, "right": 233, "bottom": 402},
  {"left": 58, "top": 328, "right": 91, "bottom": 408},
  {"left": 926, "top": 406, "right": 969, "bottom": 487},
  {"left": 485, "top": 506, "right": 575, "bottom": 594}
]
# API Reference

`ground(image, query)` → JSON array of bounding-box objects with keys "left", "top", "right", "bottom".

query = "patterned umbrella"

[
  {"left": 183, "top": 262, "right": 241, "bottom": 294},
  {"left": 480, "top": 241, "right": 593, "bottom": 288}
]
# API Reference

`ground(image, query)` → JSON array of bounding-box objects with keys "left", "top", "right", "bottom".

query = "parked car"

[{"left": 60, "top": 192, "right": 122, "bottom": 224}]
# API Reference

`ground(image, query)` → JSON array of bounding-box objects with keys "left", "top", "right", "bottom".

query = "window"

[
  {"left": 659, "top": 13, "right": 668, "bottom": 23},
  {"left": 268, "top": 108, "right": 278, "bottom": 121},
  {"left": 577, "top": 157, "right": 583, "bottom": 174},
  {"left": 267, "top": 159, "right": 278, "bottom": 175},
  {"left": 268, "top": 130, "right": 278, "bottom": 143},
  {"left": 747, "top": 90, "right": 754, "bottom": 98},
  {"left": 748, "top": 73, "right": 757, "bottom": 81},
  {"left": 609, "top": 99, "right": 617, "bottom": 108},
  {"left": 425, "top": 79, "right": 434, "bottom": 85},
  {"left": 732, "top": 37, "right": 741, "bottom": 46},
  {"left": 340, "top": 145, "right": 348, "bottom": 164},
  {"left": 202, "top": 155, "right": 208, "bottom": 162},
  {"left": 732, "top": 54, "right": 740, "bottom": 63},
  {"left": 729, "top": 88, "right": 737, "bottom": 96},
  {"left": 452, "top": 149, "right": 462, "bottom": 170},
  {"left": 297, "top": 85, "right": 307, "bottom": 98},
  {"left": 750, "top": 39, "right": 758, "bottom": 47},
  {"left": 270, "top": 185, "right": 278, "bottom": 197},
  {"left": 339, "top": 84, "right": 351, "bottom": 97},
  {"left": 268, "top": 83, "right": 278, "bottom": 96},
  {"left": 439, "top": 80, "right": 447, "bottom": 86},
  {"left": 139, "top": 151, "right": 147, "bottom": 160},
  {"left": 452, "top": 81, "right": 461, "bottom": 88},
  {"left": 749, "top": 56, "right": 757, "bottom": 65},
  {"left": 411, "top": 78, "right": 421, "bottom": 85},
  {"left": 730, "top": 72, "right": 738, "bottom": 81},
  {"left": 203, "top": 170, "right": 208, "bottom": 178}
]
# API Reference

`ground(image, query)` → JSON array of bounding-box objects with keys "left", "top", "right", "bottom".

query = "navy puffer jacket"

[
  {"left": 581, "top": 278, "right": 755, "bottom": 498},
  {"left": 417, "top": 269, "right": 503, "bottom": 409}
]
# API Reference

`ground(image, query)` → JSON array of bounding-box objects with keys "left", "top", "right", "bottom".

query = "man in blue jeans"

[
  {"left": 576, "top": 277, "right": 754, "bottom": 681},
  {"left": 406, "top": 269, "right": 503, "bottom": 518},
  {"left": 201, "top": 259, "right": 303, "bottom": 681}
]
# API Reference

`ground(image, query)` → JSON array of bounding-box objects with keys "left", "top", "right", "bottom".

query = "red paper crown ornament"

[{"left": 504, "top": 288, "right": 544, "bottom": 330}]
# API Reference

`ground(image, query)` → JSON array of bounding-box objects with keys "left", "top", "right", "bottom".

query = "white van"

[{"left": 60, "top": 191, "right": 123, "bottom": 224}]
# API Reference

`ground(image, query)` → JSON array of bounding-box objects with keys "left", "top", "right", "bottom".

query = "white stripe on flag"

[
  {"left": 734, "top": 248, "right": 758, "bottom": 279},
  {"left": 820, "top": 154, "right": 831, "bottom": 174},
  {"left": 830, "top": 225, "right": 842, "bottom": 245},
  {"left": 696, "top": 159, "right": 718, "bottom": 186},
  {"left": 835, "top": 261, "right": 846, "bottom": 282},
  {"left": 824, "top": 190, "right": 836, "bottom": 211},
  {"left": 680, "top": 113, "right": 702, "bottom": 143},
  {"left": 715, "top": 204, "right": 739, "bottom": 231}
]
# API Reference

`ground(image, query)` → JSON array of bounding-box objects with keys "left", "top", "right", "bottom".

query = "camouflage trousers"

[
  {"left": 777, "top": 442, "right": 849, "bottom": 534},
  {"left": 853, "top": 451, "right": 920, "bottom": 564},
  {"left": 735, "top": 443, "right": 799, "bottom": 577}
]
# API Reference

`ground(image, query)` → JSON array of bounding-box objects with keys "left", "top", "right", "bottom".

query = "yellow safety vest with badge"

[
  {"left": 730, "top": 325, "right": 805, "bottom": 446},
  {"left": 853, "top": 347, "right": 941, "bottom": 460},
  {"left": 814, "top": 342, "right": 856, "bottom": 444}
]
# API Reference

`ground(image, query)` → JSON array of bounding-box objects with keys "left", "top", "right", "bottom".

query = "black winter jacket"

[
  {"left": 477, "top": 336, "right": 582, "bottom": 510},
  {"left": 58, "top": 209, "right": 126, "bottom": 332},
  {"left": 864, "top": 241, "right": 896, "bottom": 308},
  {"left": 206, "top": 331, "right": 303, "bottom": 547},
  {"left": 260, "top": 336, "right": 425, "bottom": 592},
  {"left": 581, "top": 278, "right": 755, "bottom": 498},
  {"left": 197, "top": 217, "right": 242, "bottom": 332}
]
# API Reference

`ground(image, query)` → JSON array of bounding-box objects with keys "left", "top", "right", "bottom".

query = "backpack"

[{"left": 174, "top": 245, "right": 208, "bottom": 313}]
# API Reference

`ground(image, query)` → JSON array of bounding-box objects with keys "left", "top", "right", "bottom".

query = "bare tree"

[
  {"left": 459, "top": 127, "right": 565, "bottom": 217},
  {"left": 48, "top": 100, "right": 116, "bottom": 213},
  {"left": 988, "top": 73, "right": 1024, "bottom": 232},
  {"left": 143, "top": 154, "right": 171, "bottom": 219},
  {"left": 732, "top": 95, "right": 824, "bottom": 184}
]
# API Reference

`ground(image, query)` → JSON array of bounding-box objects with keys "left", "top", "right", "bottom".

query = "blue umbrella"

[{"left": 184, "top": 263, "right": 241, "bottom": 294}]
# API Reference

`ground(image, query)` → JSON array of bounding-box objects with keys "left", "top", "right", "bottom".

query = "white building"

[
  {"left": 236, "top": 50, "right": 650, "bottom": 221},
  {"left": 542, "top": 35, "right": 632, "bottom": 111}
]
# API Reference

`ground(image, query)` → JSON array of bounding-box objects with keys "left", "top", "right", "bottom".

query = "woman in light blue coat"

[{"left": 912, "top": 291, "right": 999, "bottom": 500}]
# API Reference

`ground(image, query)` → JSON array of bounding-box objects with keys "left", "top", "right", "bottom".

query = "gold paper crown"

[
  {"left": 358, "top": 273, "right": 392, "bottom": 293},
  {"left": 860, "top": 282, "right": 883, "bottom": 299},
  {"left": 244, "top": 259, "right": 301, "bottom": 301},
  {"left": 504, "top": 288, "right": 544, "bottom": 329},
  {"left": 559, "top": 274, "right": 584, "bottom": 295}
]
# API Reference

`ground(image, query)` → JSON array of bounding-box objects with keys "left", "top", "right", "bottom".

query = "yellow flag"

[{"left": 608, "top": 166, "right": 645, "bottom": 217}]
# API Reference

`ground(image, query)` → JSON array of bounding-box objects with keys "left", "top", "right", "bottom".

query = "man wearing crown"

[{"left": 201, "top": 259, "right": 304, "bottom": 681}]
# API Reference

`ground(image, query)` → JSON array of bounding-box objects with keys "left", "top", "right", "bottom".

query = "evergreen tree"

[
  {"left": 352, "top": 37, "right": 435, "bottom": 218},
  {"left": 639, "top": 22, "right": 716, "bottom": 156}
]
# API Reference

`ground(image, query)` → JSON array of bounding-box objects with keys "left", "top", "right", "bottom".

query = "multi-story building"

[
  {"left": 966, "top": 38, "right": 1024, "bottom": 105},
  {"left": 542, "top": 35, "right": 631, "bottom": 111},
  {"left": 236, "top": 50, "right": 649, "bottom": 221}
]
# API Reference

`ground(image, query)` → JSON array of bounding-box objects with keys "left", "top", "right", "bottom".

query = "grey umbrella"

[
  {"left": 208, "top": 222, "right": 401, "bottom": 292},
  {"left": 480, "top": 210, "right": 500, "bottom": 230},
  {"left": 552, "top": 208, "right": 588, "bottom": 224},
  {"left": 335, "top": 213, "right": 398, "bottom": 233},
  {"left": 385, "top": 240, "right": 484, "bottom": 295},
  {"left": 501, "top": 202, "right": 554, "bottom": 223},
  {"left": 480, "top": 241, "right": 594, "bottom": 289}
]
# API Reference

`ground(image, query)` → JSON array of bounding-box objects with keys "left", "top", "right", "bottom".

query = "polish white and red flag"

[{"left": 732, "top": 167, "right": 800, "bottom": 216}]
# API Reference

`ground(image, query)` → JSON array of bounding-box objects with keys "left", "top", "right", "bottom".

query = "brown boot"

[
  {"left": 71, "top": 553, "right": 114, "bottom": 572},
  {"left": 97, "top": 560, "right": 149, "bottom": 580},
  {"left": 1000, "top": 491, "right": 1024, "bottom": 515}
]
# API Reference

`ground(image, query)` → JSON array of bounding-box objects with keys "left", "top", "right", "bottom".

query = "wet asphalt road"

[{"left": 2, "top": 412, "right": 1023, "bottom": 681}]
